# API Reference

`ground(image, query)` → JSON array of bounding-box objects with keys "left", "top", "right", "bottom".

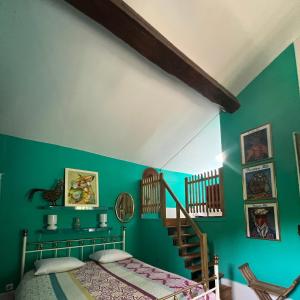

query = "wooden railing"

[
  {"left": 140, "top": 173, "right": 165, "bottom": 216},
  {"left": 185, "top": 168, "right": 224, "bottom": 217},
  {"left": 140, "top": 169, "right": 209, "bottom": 284}
]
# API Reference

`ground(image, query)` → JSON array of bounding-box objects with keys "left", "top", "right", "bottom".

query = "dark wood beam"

[{"left": 64, "top": 0, "right": 240, "bottom": 113}]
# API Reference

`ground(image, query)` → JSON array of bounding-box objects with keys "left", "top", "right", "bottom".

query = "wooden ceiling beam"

[{"left": 65, "top": 0, "right": 240, "bottom": 113}]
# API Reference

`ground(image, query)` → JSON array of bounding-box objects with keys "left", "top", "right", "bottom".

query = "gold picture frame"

[{"left": 64, "top": 168, "right": 99, "bottom": 208}]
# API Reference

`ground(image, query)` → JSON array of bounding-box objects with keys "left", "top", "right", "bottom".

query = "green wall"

[
  {"left": 0, "top": 134, "right": 189, "bottom": 293},
  {"left": 137, "top": 219, "right": 192, "bottom": 279},
  {"left": 210, "top": 44, "right": 300, "bottom": 298}
]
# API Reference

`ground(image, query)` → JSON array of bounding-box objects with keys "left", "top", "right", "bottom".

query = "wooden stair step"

[
  {"left": 177, "top": 243, "right": 199, "bottom": 249},
  {"left": 187, "top": 261, "right": 215, "bottom": 272},
  {"left": 166, "top": 224, "right": 191, "bottom": 229},
  {"left": 164, "top": 219, "right": 189, "bottom": 227},
  {"left": 170, "top": 233, "right": 196, "bottom": 239},
  {"left": 187, "top": 264, "right": 202, "bottom": 272},
  {"left": 180, "top": 252, "right": 201, "bottom": 260}
]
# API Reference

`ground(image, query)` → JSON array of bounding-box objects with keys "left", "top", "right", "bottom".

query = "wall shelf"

[
  {"left": 37, "top": 227, "right": 112, "bottom": 234},
  {"left": 37, "top": 205, "right": 113, "bottom": 211}
]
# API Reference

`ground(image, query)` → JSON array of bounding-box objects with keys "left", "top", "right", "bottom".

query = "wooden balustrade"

[
  {"left": 185, "top": 168, "right": 224, "bottom": 217},
  {"left": 141, "top": 169, "right": 165, "bottom": 216}
]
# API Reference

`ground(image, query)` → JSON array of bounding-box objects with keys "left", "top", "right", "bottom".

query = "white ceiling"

[
  {"left": 0, "top": 0, "right": 299, "bottom": 174},
  {"left": 125, "top": 0, "right": 300, "bottom": 95}
]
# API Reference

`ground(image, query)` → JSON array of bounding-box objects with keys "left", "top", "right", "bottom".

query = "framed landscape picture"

[
  {"left": 240, "top": 124, "right": 272, "bottom": 164},
  {"left": 242, "top": 163, "right": 276, "bottom": 200},
  {"left": 64, "top": 168, "right": 99, "bottom": 208},
  {"left": 293, "top": 132, "right": 300, "bottom": 193},
  {"left": 245, "top": 203, "right": 280, "bottom": 240}
]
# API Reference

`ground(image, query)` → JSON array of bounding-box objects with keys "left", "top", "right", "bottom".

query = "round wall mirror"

[{"left": 115, "top": 193, "right": 134, "bottom": 222}]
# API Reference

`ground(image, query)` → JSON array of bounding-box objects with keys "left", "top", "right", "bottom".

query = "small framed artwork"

[
  {"left": 245, "top": 203, "right": 280, "bottom": 240},
  {"left": 293, "top": 132, "right": 300, "bottom": 193},
  {"left": 240, "top": 123, "right": 272, "bottom": 164},
  {"left": 64, "top": 168, "right": 99, "bottom": 208},
  {"left": 242, "top": 162, "right": 276, "bottom": 200}
]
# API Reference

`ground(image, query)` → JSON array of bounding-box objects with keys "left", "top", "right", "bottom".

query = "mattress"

[{"left": 16, "top": 258, "right": 215, "bottom": 300}]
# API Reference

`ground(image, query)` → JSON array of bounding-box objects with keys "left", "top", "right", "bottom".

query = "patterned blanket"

[{"left": 16, "top": 259, "right": 215, "bottom": 300}]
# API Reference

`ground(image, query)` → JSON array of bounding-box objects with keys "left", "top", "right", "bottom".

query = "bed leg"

[
  {"left": 214, "top": 255, "right": 220, "bottom": 300},
  {"left": 21, "top": 229, "right": 28, "bottom": 279}
]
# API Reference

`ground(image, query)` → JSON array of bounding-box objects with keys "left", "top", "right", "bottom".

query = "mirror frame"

[{"left": 115, "top": 192, "right": 134, "bottom": 223}]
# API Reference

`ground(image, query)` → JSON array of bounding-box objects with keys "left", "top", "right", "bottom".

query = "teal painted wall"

[
  {"left": 211, "top": 44, "right": 300, "bottom": 298},
  {"left": 0, "top": 134, "right": 189, "bottom": 293},
  {"left": 137, "top": 219, "right": 191, "bottom": 280}
]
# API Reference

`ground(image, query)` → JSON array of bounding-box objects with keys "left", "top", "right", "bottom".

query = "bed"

[{"left": 16, "top": 228, "right": 219, "bottom": 300}]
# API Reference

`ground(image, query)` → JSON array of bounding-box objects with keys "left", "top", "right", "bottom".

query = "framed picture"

[
  {"left": 240, "top": 124, "right": 272, "bottom": 164},
  {"left": 242, "top": 163, "right": 276, "bottom": 200},
  {"left": 293, "top": 132, "right": 300, "bottom": 193},
  {"left": 245, "top": 203, "right": 280, "bottom": 240},
  {"left": 64, "top": 168, "right": 99, "bottom": 207}
]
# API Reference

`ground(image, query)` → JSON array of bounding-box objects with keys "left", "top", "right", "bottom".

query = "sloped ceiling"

[
  {"left": 0, "top": 0, "right": 299, "bottom": 174},
  {"left": 124, "top": 0, "right": 300, "bottom": 94}
]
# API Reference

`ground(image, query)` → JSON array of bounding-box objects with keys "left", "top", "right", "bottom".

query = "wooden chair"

[{"left": 239, "top": 263, "right": 300, "bottom": 300}]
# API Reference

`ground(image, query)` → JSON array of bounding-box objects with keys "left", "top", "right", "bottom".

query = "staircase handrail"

[
  {"left": 162, "top": 178, "right": 209, "bottom": 283},
  {"left": 162, "top": 179, "right": 204, "bottom": 237}
]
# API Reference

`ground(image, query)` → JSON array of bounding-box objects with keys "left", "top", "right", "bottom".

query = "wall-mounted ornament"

[
  {"left": 242, "top": 163, "right": 277, "bottom": 200},
  {"left": 28, "top": 179, "right": 64, "bottom": 206},
  {"left": 64, "top": 168, "right": 99, "bottom": 208},
  {"left": 245, "top": 203, "right": 280, "bottom": 241},
  {"left": 47, "top": 215, "right": 57, "bottom": 230},
  {"left": 99, "top": 213, "right": 107, "bottom": 227},
  {"left": 115, "top": 193, "right": 134, "bottom": 223},
  {"left": 240, "top": 123, "right": 273, "bottom": 165}
]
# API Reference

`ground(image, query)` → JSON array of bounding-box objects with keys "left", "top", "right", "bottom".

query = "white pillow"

[
  {"left": 34, "top": 257, "right": 85, "bottom": 275},
  {"left": 89, "top": 249, "right": 132, "bottom": 263}
]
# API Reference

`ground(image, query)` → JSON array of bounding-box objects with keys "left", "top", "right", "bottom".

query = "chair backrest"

[
  {"left": 239, "top": 263, "right": 257, "bottom": 283},
  {"left": 239, "top": 263, "right": 300, "bottom": 300}
]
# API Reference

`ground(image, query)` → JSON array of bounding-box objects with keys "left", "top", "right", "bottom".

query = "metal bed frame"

[
  {"left": 20, "top": 227, "right": 220, "bottom": 300},
  {"left": 21, "top": 227, "right": 126, "bottom": 278}
]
